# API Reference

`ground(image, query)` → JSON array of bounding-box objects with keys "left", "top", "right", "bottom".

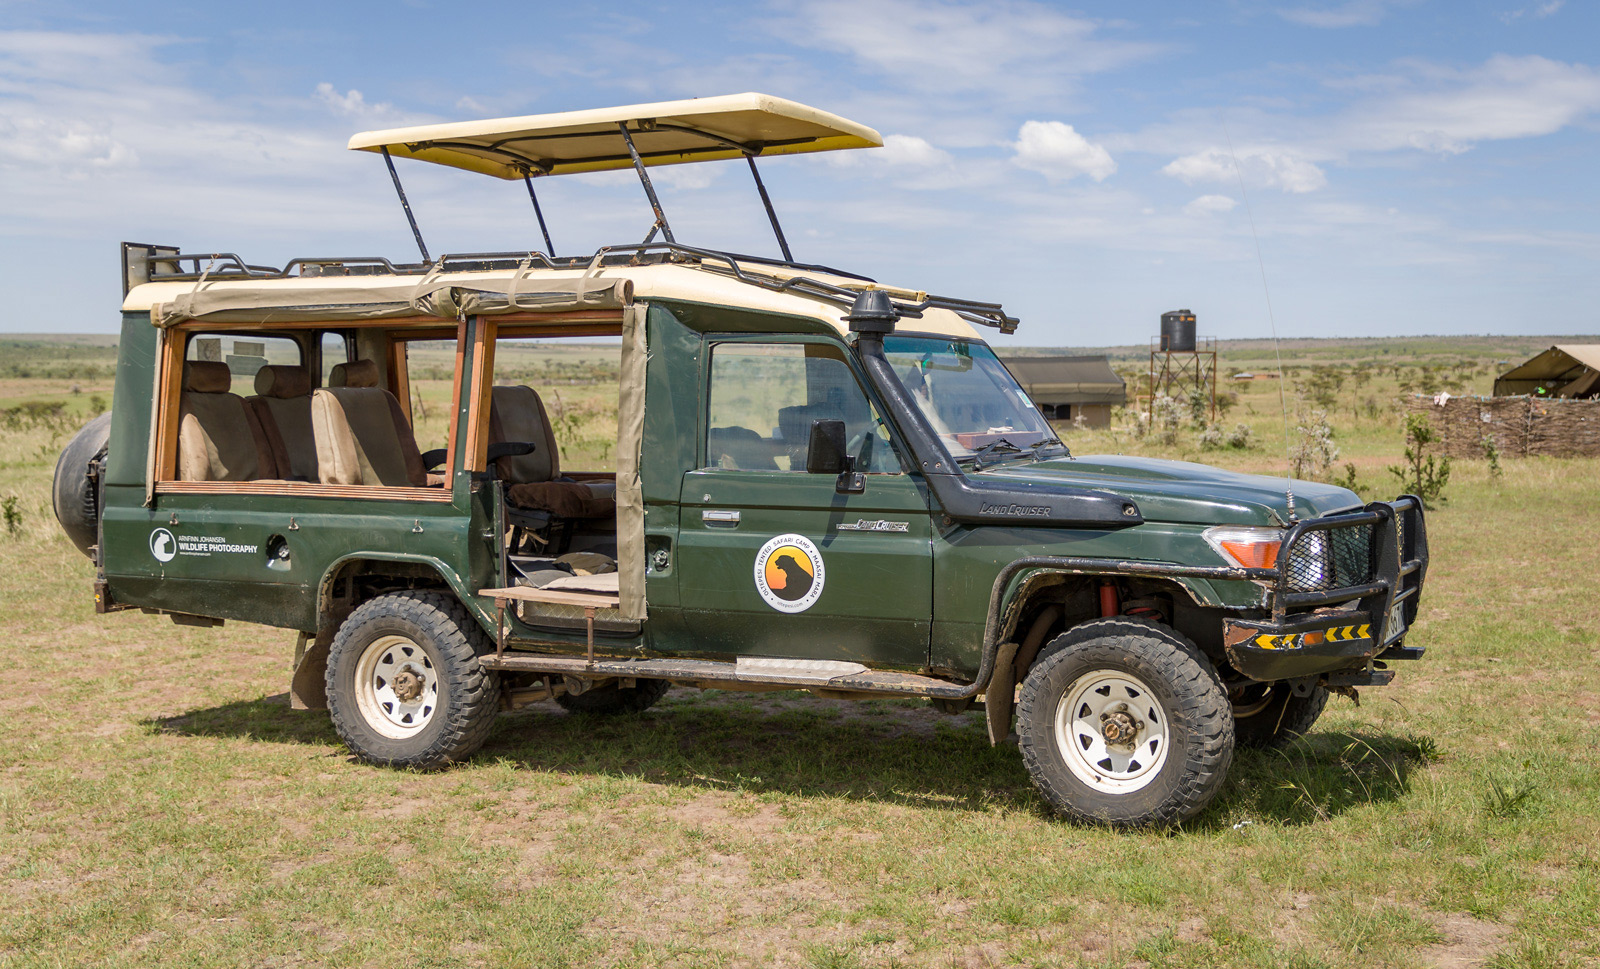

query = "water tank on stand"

[{"left": 1159, "top": 310, "right": 1197, "bottom": 352}]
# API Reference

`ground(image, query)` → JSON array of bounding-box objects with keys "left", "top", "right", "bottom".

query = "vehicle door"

[{"left": 673, "top": 336, "right": 933, "bottom": 669}]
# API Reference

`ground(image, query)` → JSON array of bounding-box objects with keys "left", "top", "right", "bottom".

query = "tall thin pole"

[
  {"left": 380, "top": 147, "right": 431, "bottom": 265},
  {"left": 745, "top": 155, "right": 793, "bottom": 263},
  {"left": 616, "top": 123, "right": 674, "bottom": 243},
  {"left": 523, "top": 174, "right": 555, "bottom": 256}
]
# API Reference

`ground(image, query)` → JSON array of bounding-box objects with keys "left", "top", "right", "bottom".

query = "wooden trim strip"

[
  {"left": 462, "top": 318, "right": 497, "bottom": 472},
  {"left": 388, "top": 336, "right": 412, "bottom": 424},
  {"left": 154, "top": 481, "right": 453, "bottom": 502},
  {"left": 444, "top": 318, "right": 467, "bottom": 477},
  {"left": 153, "top": 330, "right": 187, "bottom": 482},
  {"left": 170, "top": 316, "right": 446, "bottom": 332}
]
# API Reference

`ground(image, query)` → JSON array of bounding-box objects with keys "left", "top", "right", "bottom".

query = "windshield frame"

[{"left": 877, "top": 333, "right": 1065, "bottom": 468}]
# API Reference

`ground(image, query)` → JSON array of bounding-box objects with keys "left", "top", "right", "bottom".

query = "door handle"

[{"left": 702, "top": 510, "right": 741, "bottom": 526}]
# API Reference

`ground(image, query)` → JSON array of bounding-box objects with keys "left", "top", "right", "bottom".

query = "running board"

[{"left": 478, "top": 652, "right": 967, "bottom": 698}]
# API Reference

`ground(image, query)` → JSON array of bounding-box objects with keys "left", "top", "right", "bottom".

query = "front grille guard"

[{"left": 1267, "top": 497, "right": 1429, "bottom": 640}]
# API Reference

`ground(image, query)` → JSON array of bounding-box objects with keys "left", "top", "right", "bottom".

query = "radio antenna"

[{"left": 1221, "top": 118, "right": 1297, "bottom": 521}]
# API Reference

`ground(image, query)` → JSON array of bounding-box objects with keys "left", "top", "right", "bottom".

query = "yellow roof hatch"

[{"left": 347, "top": 92, "right": 882, "bottom": 179}]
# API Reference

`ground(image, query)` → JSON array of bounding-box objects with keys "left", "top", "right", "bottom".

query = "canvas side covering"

[
  {"left": 149, "top": 276, "right": 633, "bottom": 327},
  {"left": 615, "top": 302, "right": 648, "bottom": 621}
]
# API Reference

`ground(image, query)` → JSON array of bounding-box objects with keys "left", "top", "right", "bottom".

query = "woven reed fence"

[{"left": 1406, "top": 395, "right": 1600, "bottom": 458}]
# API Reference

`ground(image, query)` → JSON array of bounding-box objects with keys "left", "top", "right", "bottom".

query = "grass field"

[{"left": 1, "top": 335, "right": 1597, "bottom": 968}]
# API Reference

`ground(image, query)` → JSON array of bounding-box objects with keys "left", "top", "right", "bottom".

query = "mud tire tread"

[
  {"left": 1017, "top": 618, "right": 1234, "bottom": 828},
  {"left": 325, "top": 590, "right": 500, "bottom": 769}
]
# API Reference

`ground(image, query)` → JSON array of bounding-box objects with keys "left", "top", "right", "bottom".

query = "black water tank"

[{"left": 1160, "top": 309, "right": 1196, "bottom": 352}]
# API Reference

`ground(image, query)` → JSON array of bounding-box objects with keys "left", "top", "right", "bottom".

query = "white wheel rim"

[
  {"left": 353, "top": 635, "right": 439, "bottom": 739},
  {"left": 1054, "top": 669, "right": 1171, "bottom": 793}
]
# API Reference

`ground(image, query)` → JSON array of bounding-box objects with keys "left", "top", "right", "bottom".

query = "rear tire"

[
  {"left": 555, "top": 679, "right": 670, "bottom": 715},
  {"left": 1016, "top": 619, "right": 1233, "bottom": 827},
  {"left": 1231, "top": 682, "right": 1329, "bottom": 749},
  {"left": 326, "top": 591, "right": 500, "bottom": 769}
]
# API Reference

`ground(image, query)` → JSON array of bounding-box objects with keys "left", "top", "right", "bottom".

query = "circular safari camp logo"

[
  {"left": 754, "top": 534, "right": 825, "bottom": 614},
  {"left": 149, "top": 528, "right": 177, "bottom": 563}
]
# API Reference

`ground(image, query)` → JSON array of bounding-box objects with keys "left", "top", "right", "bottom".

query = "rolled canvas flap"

[
  {"left": 614, "top": 302, "right": 648, "bottom": 621},
  {"left": 152, "top": 276, "right": 632, "bottom": 326}
]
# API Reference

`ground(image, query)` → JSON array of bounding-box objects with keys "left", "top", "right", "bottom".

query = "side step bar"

[{"left": 479, "top": 652, "right": 965, "bottom": 699}]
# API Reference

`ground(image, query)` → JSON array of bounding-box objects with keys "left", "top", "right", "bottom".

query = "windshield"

[{"left": 881, "top": 336, "right": 1059, "bottom": 463}]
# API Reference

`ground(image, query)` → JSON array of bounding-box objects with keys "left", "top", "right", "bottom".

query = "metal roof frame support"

[
  {"left": 617, "top": 123, "right": 674, "bottom": 244},
  {"left": 522, "top": 173, "right": 556, "bottom": 256},
  {"left": 745, "top": 155, "right": 793, "bottom": 264},
  {"left": 381, "top": 147, "right": 432, "bottom": 265}
]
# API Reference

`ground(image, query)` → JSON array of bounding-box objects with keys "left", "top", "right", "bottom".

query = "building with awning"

[
  {"left": 997, "top": 354, "right": 1127, "bottom": 428},
  {"left": 1494, "top": 346, "right": 1600, "bottom": 399}
]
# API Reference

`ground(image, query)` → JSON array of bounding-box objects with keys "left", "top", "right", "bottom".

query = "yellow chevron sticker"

[
  {"left": 1358, "top": 624, "right": 1371, "bottom": 639},
  {"left": 1254, "top": 634, "right": 1294, "bottom": 649}
]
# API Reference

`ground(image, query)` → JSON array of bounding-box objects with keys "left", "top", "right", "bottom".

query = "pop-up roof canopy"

[
  {"left": 347, "top": 93, "right": 882, "bottom": 264},
  {"left": 348, "top": 92, "right": 882, "bottom": 179}
]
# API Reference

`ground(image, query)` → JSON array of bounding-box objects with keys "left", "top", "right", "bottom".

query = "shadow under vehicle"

[{"left": 55, "top": 93, "right": 1429, "bottom": 827}]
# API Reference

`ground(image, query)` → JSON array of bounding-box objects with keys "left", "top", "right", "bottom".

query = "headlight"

[{"left": 1203, "top": 525, "right": 1284, "bottom": 569}]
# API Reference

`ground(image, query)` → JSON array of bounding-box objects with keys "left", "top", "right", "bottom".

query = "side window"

[
  {"left": 185, "top": 334, "right": 301, "bottom": 396},
  {"left": 705, "top": 342, "right": 900, "bottom": 473},
  {"left": 319, "top": 331, "right": 352, "bottom": 386}
]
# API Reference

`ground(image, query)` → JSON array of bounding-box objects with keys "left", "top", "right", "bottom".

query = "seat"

[
  {"left": 490, "top": 385, "right": 615, "bottom": 519},
  {"left": 175, "top": 360, "right": 277, "bottom": 481},
  {"left": 707, "top": 426, "right": 778, "bottom": 470},
  {"left": 310, "top": 359, "right": 428, "bottom": 487},
  {"left": 247, "top": 364, "right": 318, "bottom": 482}
]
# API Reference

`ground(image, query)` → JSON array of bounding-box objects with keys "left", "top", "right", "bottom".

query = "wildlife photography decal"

[{"left": 754, "top": 533, "right": 825, "bottom": 614}]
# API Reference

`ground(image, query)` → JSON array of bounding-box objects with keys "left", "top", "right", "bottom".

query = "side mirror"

[{"left": 805, "top": 420, "right": 848, "bottom": 474}]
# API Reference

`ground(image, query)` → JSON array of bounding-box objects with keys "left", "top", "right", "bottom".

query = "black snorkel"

[{"left": 846, "top": 290, "right": 1141, "bottom": 528}]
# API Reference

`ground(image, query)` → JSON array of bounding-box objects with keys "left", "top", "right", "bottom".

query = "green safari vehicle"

[{"left": 54, "top": 93, "right": 1429, "bottom": 827}]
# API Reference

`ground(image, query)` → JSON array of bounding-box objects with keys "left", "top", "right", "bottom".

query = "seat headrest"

[
  {"left": 329, "top": 359, "right": 380, "bottom": 388},
  {"left": 254, "top": 365, "right": 311, "bottom": 399},
  {"left": 182, "top": 360, "right": 233, "bottom": 394}
]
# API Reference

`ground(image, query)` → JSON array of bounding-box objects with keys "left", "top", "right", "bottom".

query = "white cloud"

[
  {"left": 779, "top": 0, "right": 1159, "bottom": 100},
  {"left": 1011, "top": 121, "right": 1116, "bottom": 181},
  {"left": 1184, "top": 194, "right": 1237, "bottom": 216},
  {"left": 1501, "top": 0, "right": 1565, "bottom": 22},
  {"left": 828, "top": 134, "right": 954, "bottom": 171},
  {"left": 313, "top": 83, "right": 423, "bottom": 127},
  {"left": 1338, "top": 55, "right": 1600, "bottom": 154},
  {"left": 1278, "top": 0, "right": 1414, "bottom": 28},
  {"left": 1162, "top": 147, "right": 1327, "bottom": 193}
]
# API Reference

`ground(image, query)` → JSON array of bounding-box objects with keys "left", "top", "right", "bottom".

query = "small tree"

[
  {"left": 1289, "top": 409, "right": 1339, "bottom": 480},
  {"left": 1388, "top": 414, "right": 1451, "bottom": 508},
  {"left": 1151, "top": 394, "right": 1183, "bottom": 447}
]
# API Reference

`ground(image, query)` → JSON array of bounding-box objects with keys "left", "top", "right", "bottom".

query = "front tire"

[
  {"left": 1231, "top": 682, "right": 1329, "bottom": 749},
  {"left": 1017, "top": 620, "right": 1234, "bottom": 827},
  {"left": 325, "top": 591, "right": 500, "bottom": 769}
]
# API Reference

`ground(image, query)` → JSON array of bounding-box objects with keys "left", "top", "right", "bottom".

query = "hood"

[{"left": 977, "top": 454, "right": 1362, "bottom": 526}]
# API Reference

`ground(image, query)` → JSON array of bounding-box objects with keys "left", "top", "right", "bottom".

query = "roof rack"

[{"left": 132, "top": 242, "right": 1018, "bottom": 333}]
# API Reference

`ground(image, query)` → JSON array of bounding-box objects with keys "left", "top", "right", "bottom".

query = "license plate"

[{"left": 1385, "top": 599, "right": 1408, "bottom": 642}]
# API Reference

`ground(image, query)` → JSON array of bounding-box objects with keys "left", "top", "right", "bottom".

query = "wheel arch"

[
  {"left": 983, "top": 562, "right": 1231, "bottom": 746},
  {"left": 295, "top": 554, "right": 492, "bottom": 713},
  {"left": 316, "top": 552, "right": 491, "bottom": 635}
]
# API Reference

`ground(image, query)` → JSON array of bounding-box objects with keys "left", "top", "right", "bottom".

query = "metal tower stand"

[{"left": 1145, "top": 336, "right": 1218, "bottom": 423}]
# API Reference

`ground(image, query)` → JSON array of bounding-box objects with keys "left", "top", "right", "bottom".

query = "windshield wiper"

[{"left": 964, "top": 437, "right": 1024, "bottom": 469}]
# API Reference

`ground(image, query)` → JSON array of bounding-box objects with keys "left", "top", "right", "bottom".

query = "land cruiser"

[{"left": 54, "top": 93, "right": 1428, "bottom": 827}]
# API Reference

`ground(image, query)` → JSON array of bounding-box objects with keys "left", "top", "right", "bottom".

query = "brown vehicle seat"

[
  {"left": 176, "top": 361, "right": 277, "bottom": 481},
  {"left": 310, "top": 359, "right": 428, "bottom": 487},
  {"left": 491, "top": 385, "right": 614, "bottom": 518},
  {"left": 247, "top": 365, "right": 318, "bottom": 482},
  {"left": 707, "top": 425, "right": 778, "bottom": 471}
]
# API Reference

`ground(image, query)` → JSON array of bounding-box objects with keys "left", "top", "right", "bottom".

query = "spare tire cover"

[{"left": 53, "top": 412, "right": 112, "bottom": 558}]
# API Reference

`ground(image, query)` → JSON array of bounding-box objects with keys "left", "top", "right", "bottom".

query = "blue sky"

[{"left": 2, "top": 0, "right": 1597, "bottom": 345}]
